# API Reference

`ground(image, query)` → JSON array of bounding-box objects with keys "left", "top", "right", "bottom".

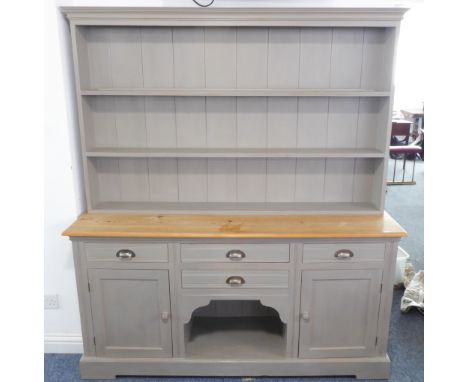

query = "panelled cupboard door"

[
  {"left": 299, "top": 269, "right": 382, "bottom": 359},
  {"left": 88, "top": 269, "right": 172, "bottom": 358}
]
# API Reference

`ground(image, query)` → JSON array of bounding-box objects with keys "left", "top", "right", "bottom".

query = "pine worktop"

[{"left": 63, "top": 212, "right": 406, "bottom": 239}]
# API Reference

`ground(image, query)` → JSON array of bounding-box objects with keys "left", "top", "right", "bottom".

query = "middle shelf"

[{"left": 86, "top": 147, "right": 385, "bottom": 159}]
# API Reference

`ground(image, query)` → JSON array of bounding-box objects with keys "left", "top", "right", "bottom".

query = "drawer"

[
  {"left": 182, "top": 270, "right": 289, "bottom": 289},
  {"left": 180, "top": 244, "right": 289, "bottom": 263},
  {"left": 303, "top": 243, "right": 385, "bottom": 263},
  {"left": 84, "top": 242, "right": 168, "bottom": 263}
]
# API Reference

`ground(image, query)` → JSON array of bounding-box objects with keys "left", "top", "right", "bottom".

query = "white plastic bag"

[{"left": 401, "top": 270, "right": 424, "bottom": 314}]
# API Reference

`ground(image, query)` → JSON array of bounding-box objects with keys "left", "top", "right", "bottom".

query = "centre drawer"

[
  {"left": 182, "top": 270, "right": 289, "bottom": 289},
  {"left": 180, "top": 244, "right": 290, "bottom": 263}
]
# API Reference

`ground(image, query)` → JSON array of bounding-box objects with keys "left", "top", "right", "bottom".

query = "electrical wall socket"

[{"left": 44, "top": 294, "right": 59, "bottom": 310}]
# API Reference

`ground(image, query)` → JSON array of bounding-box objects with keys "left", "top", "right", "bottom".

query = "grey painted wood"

[
  {"left": 114, "top": 97, "right": 146, "bottom": 147},
  {"left": 148, "top": 158, "right": 179, "bottom": 202},
  {"left": 207, "top": 159, "right": 237, "bottom": 202},
  {"left": 237, "top": 159, "right": 267, "bottom": 202},
  {"left": 297, "top": 98, "right": 328, "bottom": 148},
  {"left": 236, "top": 28, "right": 268, "bottom": 89},
  {"left": 182, "top": 270, "right": 289, "bottom": 289},
  {"left": 330, "top": 28, "right": 364, "bottom": 89},
  {"left": 236, "top": 97, "right": 267, "bottom": 147},
  {"left": 64, "top": 6, "right": 407, "bottom": 28},
  {"left": 180, "top": 244, "right": 289, "bottom": 263},
  {"left": 82, "top": 89, "right": 390, "bottom": 96},
  {"left": 109, "top": 28, "right": 144, "bottom": 88},
  {"left": 205, "top": 27, "right": 237, "bottom": 89},
  {"left": 88, "top": 269, "right": 172, "bottom": 358},
  {"left": 85, "top": 241, "right": 168, "bottom": 263},
  {"left": 266, "top": 159, "right": 296, "bottom": 202},
  {"left": 299, "top": 28, "right": 332, "bottom": 88},
  {"left": 173, "top": 27, "right": 205, "bottom": 88},
  {"left": 83, "top": 96, "right": 386, "bottom": 152},
  {"left": 268, "top": 28, "right": 300, "bottom": 88},
  {"left": 79, "top": 355, "right": 390, "bottom": 379},
  {"left": 175, "top": 97, "right": 206, "bottom": 148},
  {"left": 302, "top": 242, "right": 385, "bottom": 263},
  {"left": 145, "top": 97, "right": 177, "bottom": 148},
  {"left": 299, "top": 268, "right": 382, "bottom": 358},
  {"left": 327, "top": 98, "right": 359, "bottom": 148},
  {"left": 177, "top": 159, "right": 207, "bottom": 202},
  {"left": 267, "top": 98, "right": 298, "bottom": 148},
  {"left": 86, "top": 148, "right": 385, "bottom": 159},
  {"left": 206, "top": 98, "right": 237, "bottom": 148},
  {"left": 141, "top": 27, "right": 174, "bottom": 88},
  {"left": 323, "top": 159, "right": 355, "bottom": 202},
  {"left": 118, "top": 158, "right": 150, "bottom": 201},
  {"left": 294, "top": 159, "right": 325, "bottom": 202}
]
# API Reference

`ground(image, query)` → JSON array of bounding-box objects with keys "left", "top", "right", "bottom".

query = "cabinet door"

[
  {"left": 88, "top": 269, "right": 172, "bottom": 358},
  {"left": 299, "top": 269, "right": 382, "bottom": 358}
]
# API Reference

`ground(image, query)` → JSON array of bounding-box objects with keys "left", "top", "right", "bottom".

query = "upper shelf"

[
  {"left": 86, "top": 147, "right": 386, "bottom": 159},
  {"left": 80, "top": 89, "right": 391, "bottom": 97}
]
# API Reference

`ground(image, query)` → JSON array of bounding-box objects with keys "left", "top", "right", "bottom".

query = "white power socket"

[{"left": 44, "top": 295, "right": 59, "bottom": 309}]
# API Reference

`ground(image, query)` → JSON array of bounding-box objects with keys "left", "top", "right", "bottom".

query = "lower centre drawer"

[{"left": 182, "top": 270, "right": 289, "bottom": 289}]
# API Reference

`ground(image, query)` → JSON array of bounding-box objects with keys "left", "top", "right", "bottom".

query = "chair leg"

[
  {"left": 402, "top": 155, "right": 407, "bottom": 182},
  {"left": 411, "top": 157, "right": 416, "bottom": 183},
  {"left": 392, "top": 157, "right": 397, "bottom": 182}
]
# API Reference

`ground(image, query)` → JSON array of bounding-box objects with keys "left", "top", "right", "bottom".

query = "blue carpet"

[
  {"left": 385, "top": 159, "right": 424, "bottom": 272},
  {"left": 45, "top": 161, "right": 424, "bottom": 382}
]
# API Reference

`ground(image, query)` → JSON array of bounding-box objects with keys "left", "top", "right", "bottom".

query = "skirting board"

[
  {"left": 44, "top": 334, "right": 83, "bottom": 354},
  {"left": 80, "top": 355, "right": 391, "bottom": 380}
]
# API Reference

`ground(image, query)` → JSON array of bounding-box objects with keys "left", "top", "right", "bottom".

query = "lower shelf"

[
  {"left": 92, "top": 201, "right": 380, "bottom": 214},
  {"left": 186, "top": 317, "right": 286, "bottom": 360}
]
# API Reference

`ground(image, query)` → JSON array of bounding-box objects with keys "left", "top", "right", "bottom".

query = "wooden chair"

[
  {"left": 390, "top": 120, "right": 412, "bottom": 146},
  {"left": 388, "top": 145, "right": 423, "bottom": 185}
]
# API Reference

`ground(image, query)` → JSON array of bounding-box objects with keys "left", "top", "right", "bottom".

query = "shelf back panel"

[
  {"left": 87, "top": 157, "right": 384, "bottom": 212},
  {"left": 82, "top": 96, "right": 390, "bottom": 152},
  {"left": 75, "top": 26, "right": 395, "bottom": 92}
]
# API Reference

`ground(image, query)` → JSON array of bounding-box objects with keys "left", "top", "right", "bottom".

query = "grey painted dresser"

[{"left": 62, "top": 4, "right": 408, "bottom": 380}]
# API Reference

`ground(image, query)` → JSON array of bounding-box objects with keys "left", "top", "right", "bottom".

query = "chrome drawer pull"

[
  {"left": 226, "top": 249, "right": 246, "bottom": 261},
  {"left": 226, "top": 276, "right": 245, "bottom": 286},
  {"left": 334, "top": 249, "right": 354, "bottom": 260},
  {"left": 116, "top": 249, "right": 136, "bottom": 260}
]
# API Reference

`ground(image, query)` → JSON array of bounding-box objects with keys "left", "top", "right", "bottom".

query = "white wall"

[
  {"left": 44, "top": 0, "right": 86, "bottom": 352},
  {"left": 393, "top": 2, "right": 425, "bottom": 112},
  {"left": 44, "top": 0, "right": 424, "bottom": 353}
]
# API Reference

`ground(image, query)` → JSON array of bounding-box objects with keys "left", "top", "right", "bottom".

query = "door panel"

[
  {"left": 88, "top": 269, "right": 172, "bottom": 358},
  {"left": 299, "top": 269, "right": 382, "bottom": 358}
]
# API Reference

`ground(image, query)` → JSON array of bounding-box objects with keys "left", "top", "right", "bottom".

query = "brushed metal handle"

[
  {"left": 226, "top": 249, "right": 246, "bottom": 261},
  {"left": 116, "top": 249, "right": 136, "bottom": 260},
  {"left": 301, "top": 311, "right": 310, "bottom": 321},
  {"left": 334, "top": 249, "right": 354, "bottom": 260},
  {"left": 226, "top": 276, "right": 245, "bottom": 286},
  {"left": 161, "top": 311, "right": 170, "bottom": 322}
]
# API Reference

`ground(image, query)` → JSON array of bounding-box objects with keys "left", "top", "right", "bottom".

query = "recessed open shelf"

[{"left": 185, "top": 300, "right": 286, "bottom": 359}]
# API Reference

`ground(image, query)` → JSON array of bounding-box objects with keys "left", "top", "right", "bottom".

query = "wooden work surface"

[{"left": 63, "top": 212, "right": 406, "bottom": 239}]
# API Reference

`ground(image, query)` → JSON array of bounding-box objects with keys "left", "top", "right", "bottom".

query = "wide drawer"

[
  {"left": 182, "top": 270, "right": 289, "bottom": 289},
  {"left": 180, "top": 244, "right": 289, "bottom": 263},
  {"left": 303, "top": 243, "right": 385, "bottom": 263},
  {"left": 84, "top": 242, "right": 168, "bottom": 263}
]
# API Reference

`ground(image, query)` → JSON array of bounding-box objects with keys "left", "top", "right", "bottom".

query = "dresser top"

[{"left": 63, "top": 212, "right": 406, "bottom": 239}]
